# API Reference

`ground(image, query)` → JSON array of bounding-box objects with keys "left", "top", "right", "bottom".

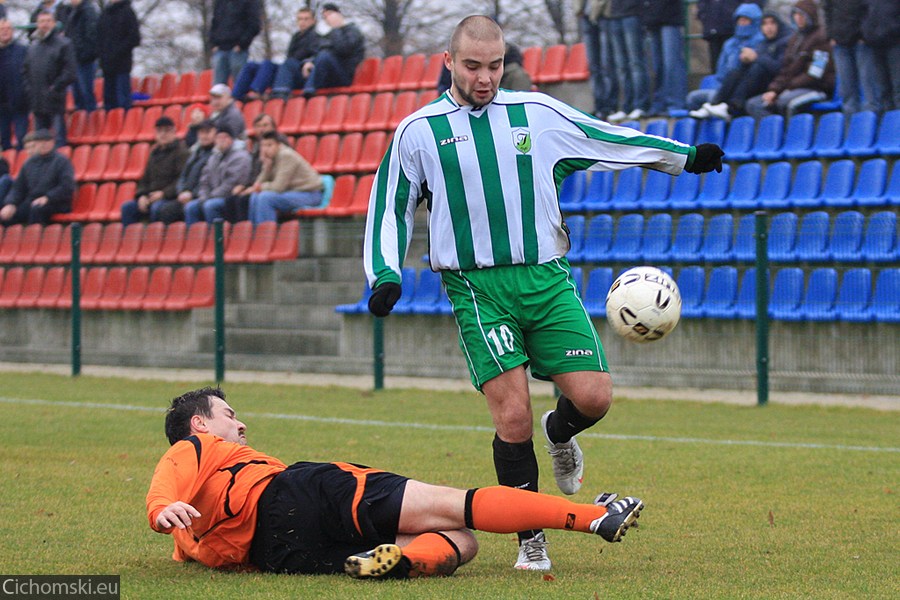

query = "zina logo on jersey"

[{"left": 512, "top": 128, "right": 532, "bottom": 154}]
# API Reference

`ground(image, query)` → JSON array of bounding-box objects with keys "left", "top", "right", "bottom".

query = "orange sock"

[
  {"left": 466, "top": 486, "right": 606, "bottom": 534},
  {"left": 401, "top": 532, "right": 461, "bottom": 577}
]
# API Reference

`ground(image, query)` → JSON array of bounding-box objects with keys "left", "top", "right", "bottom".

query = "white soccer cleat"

[
  {"left": 514, "top": 531, "right": 552, "bottom": 571},
  {"left": 541, "top": 410, "right": 584, "bottom": 495},
  {"left": 590, "top": 495, "right": 644, "bottom": 543}
]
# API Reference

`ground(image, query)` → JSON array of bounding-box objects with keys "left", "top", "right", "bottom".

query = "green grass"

[{"left": 0, "top": 372, "right": 897, "bottom": 599}]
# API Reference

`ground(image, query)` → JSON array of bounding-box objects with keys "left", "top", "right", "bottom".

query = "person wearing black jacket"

[
  {"left": 23, "top": 10, "right": 76, "bottom": 147},
  {"left": 861, "top": 0, "right": 900, "bottom": 112},
  {"left": 65, "top": 0, "right": 98, "bottom": 112},
  {"left": 642, "top": 0, "right": 688, "bottom": 116},
  {"left": 0, "top": 18, "right": 29, "bottom": 150},
  {"left": 209, "top": 0, "right": 261, "bottom": 86},
  {"left": 0, "top": 129, "right": 74, "bottom": 225},
  {"left": 156, "top": 120, "right": 217, "bottom": 224},
  {"left": 301, "top": 3, "right": 364, "bottom": 97},
  {"left": 824, "top": 0, "right": 880, "bottom": 115},
  {"left": 97, "top": 0, "right": 140, "bottom": 110}
]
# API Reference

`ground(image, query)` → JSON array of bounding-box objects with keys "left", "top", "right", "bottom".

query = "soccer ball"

[{"left": 605, "top": 266, "right": 682, "bottom": 343}]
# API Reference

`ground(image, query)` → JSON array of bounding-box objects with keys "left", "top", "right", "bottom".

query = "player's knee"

[
  {"left": 451, "top": 529, "right": 478, "bottom": 565},
  {"left": 569, "top": 374, "right": 613, "bottom": 419}
]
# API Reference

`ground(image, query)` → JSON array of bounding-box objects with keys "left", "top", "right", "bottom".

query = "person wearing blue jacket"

[{"left": 0, "top": 19, "right": 28, "bottom": 150}]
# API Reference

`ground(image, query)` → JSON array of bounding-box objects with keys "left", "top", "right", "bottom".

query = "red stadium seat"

[
  {"left": 245, "top": 221, "right": 277, "bottom": 263},
  {"left": 89, "top": 222, "right": 123, "bottom": 264},
  {"left": 294, "top": 135, "right": 317, "bottom": 162},
  {"left": 134, "top": 105, "right": 164, "bottom": 142},
  {"left": 120, "top": 143, "right": 150, "bottom": 181},
  {"left": 388, "top": 91, "right": 418, "bottom": 130},
  {"left": 224, "top": 220, "right": 253, "bottom": 263},
  {"left": 298, "top": 96, "right": 327, "bottom": 135},
  {"left": 148, "top": 73, "right": 177, "bottom": 106},
  {"left": 81, "top": 144, "right": 111, "bottom": 182},
  {"left": 190, "top": 70, "right": 213, "bottom": 103},
  {"left": 561, "top": 42, "right": 589, "bottom": 81},
  {"left": 187, "top": 266, "right": 215, "bottom": 307},
  {"left": 118, "top": 266, "right": 150, "bottom": 310},
  {"left": 108, "top": 181, "right": 136, "bottom": 222},
  {"left": 242, "top": 99, "right": 264, "bottom": 135},
  {"left": 356, "top": 131, "right": 388, "bottom": 173},
  {"left": 364, "top": 92, "right": 394, "bottom": 132},
  {"left": 375, "top": 55, "right": 404, "bottom": 93},
  {"left": 69, "top": 145, "right": 91, "bottom": 181},
  {"left": 200, "top": 222, "right": 230, "bottom": 263},
  {"left": 97, "top": 108, "right": 125, "bottom": 144},
  {"left": 297, "top": 174, "right": 355, "bottom": 218},
  {"left": 534, "top": 45, "right": 566, "bottom": 84},
  {"left": 521, "top": 46, "right": 542, "bottom": 82},
  {"left": 72, "top": 222, "right": 102, "bottom": 264},
  {"left": 14, "top": 266, "right": 45, "bottom": 308},
  {"left": 32, "top": 223, "right": 64, "bottom": 264},
  {"left": 156, "top": 221, "right": 186, "bottom": 263},
  {"left": 346, "top": 57, "right": 381, "bottom": 94},
  {"left": 53, "top": 183, "right": 96, "bottom": 223},
  {"left": 97, "top": 266, "right": 127, "bottom": 309},
  {"left": 267, "top": 220, "right": 300, "bottom": 261},
  {"left": 0, "top": 266, "right": 24, "bottom": 307},
  {"left": 66, "top": 111, "right": 87, "bottom": 144},
  {"left": 318, "top": 94, "right": 350, "bottom": 134},
  {"left": 164, "top": 265, "right": 195, "bottom": 309},
  {"left": 418, "top": 53, "right": 445, "bottom": 90},
  {"left": 162, "top": 104, "right": 184, "bottom": 136},
  {"left": 341, "top": 93, "right": 372, "bottom": 133},
  {"left": 79, "top": 266, "right": 108, "bottom": 309},
  {"left": 10, "top": 148, "right": 27, "bottom": 177},
  {"left": 311, "top": 133, "right": 340, "bottom": 173},
  {"left": 262, "top": 98, "right": 284, "bottom": 125},
  {"left": 280, "top": 97, "right": 306, "bottom": 135},
  {"left": 141, "top": 266, "right": 173, "bottom": 310},
  {"left": 0, "top": 223, "right": 23, "bottom": 262},
  {"left": 134, "top": 221, "right": 165, "bottom": 263},
  {"left": 102, "top": 143, "right": 130, "bottom": 181},
  {"left": 14, "top": 223, "right": 42, "bottom": 263},
  {"left": 397, "top": 54, "right": 427, "bottom": 91},
  {"left": 78, "top": 109, "right": 107, "bottom": 145},
  {"left": 116, "top": 106, "right": 145, "bottom": 143},
  {"left": 36, "top": 266, "right": 66, "bottom": 308},
  {"left": 171, "top": 71, "right": 197, "bottom": 105},
  {"left": 332, "top": 132, "right": 363, "bottom": 173},
  {"left": 178, "top": 222, "right": 208, "bottom": 263},
  {"left": 86, "top": 182, "right": 118, "bottom": 221},
  {"left": 332, "top": 173, "right": 374, "bottom": 217},
  {"left": 116, "top": 223, "right": 145, "bottom": 263}
]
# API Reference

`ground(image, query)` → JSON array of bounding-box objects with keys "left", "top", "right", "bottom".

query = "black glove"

[
  {"left": 368, "top": 282, "right": 402, "bottom": 317},
  {"left": 686, "top": 143, "right": 725, "bottom": 174}
]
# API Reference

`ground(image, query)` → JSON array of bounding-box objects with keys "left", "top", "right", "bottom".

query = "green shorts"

[{"left": 441, "top": 258, "right": 608, "bottom": 391}]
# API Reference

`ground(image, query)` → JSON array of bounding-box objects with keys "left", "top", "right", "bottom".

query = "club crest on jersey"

[
  {"left": 512, "top": 128, "right": 532, "bottom": 154},
  {"left": 439, "top": 135, "right": 469, "bottom": 146}
]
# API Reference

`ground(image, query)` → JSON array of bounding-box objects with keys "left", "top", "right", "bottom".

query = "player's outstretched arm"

[
  {"left": 368, "top": 282, "right": 402, "bottom": 317},
  {"left": 154, "top": 501, "right": 201, "bottom": 531}
]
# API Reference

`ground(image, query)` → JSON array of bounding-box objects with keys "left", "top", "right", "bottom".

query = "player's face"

[
  {"left": 197, "top": 397, "right": 247, "bottom": 445},
  {"left": 446, "top": 35, "right": 504, "bottom": 109}
]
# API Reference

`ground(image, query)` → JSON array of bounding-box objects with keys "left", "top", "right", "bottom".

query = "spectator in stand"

[
  {"left": 0, "top": 129, "right": 74, "bottom": 225},
  {"left": 690, "top": 9, "right": 791, "bottom": 120},
  {"left": 605, "top": 0, "right": 650, "bottom": 123},
  {"left": 246, "top": 130, "right": 323, "bottom": 224},
  {"left": 686, "top": 3, "right": 764, "bottom": 111},
  {"left": 156, "top": 119, "right": 217, "bottom": 225},
  {"left": 208, "top": 84, "right": 246, "bottom": 146},
  {"left": 23, "top": 10, "right": 75, "bottom": 147},
  {"left": 696, "top": 0, "right": 760, "bottom": 71},
  {"left": 29, "top": 0, "right": 69, "bottom": 31},
  {"left": 120, "top": 116, "right": 189, "bottom": 227},
  {"left": 183, "top": 103, "right": 211, "bottom": 148},
  {"left": 642, "top": 0, "right": 688, "bottom": 117},
  {"left": 96, "top": 0, "right": 140, "bottom": 110},
  {"left": 300, "top": 3, "right": 365, "bottom": 98},
  {"left": 861, "top": 0, "right": 900, "bottom": 112},
  {"left": 235, "top": 7, "right": 320, "bottom": 101},
  {"left": 824, "top": 0, "right": 881, "bottom": 115},
  {"left": 209, "top": 0, "right": 261, "bottom": 86},
  {"left": 746, "top": 0, "right": 836, "bottom": 120},
  {"left": 184, "top": 124, "right": 252, "bottom": 226},
  {"left": 574, "top": 0, "right": 618, "bottom": 119},
  {"left": 65, "top": 0, "right": 98, "bottom": 113},
  {"left": 0, "top": 152, "right": 10, "bottom": 200},
  {"left": 0, "top": 19, "right": 29, "bottom": 151}
]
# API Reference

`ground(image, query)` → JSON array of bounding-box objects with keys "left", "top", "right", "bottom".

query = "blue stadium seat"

[
  {"left": 768, "top": 212, "right": 798, "bottom": 262},
  {"left": 723, "top": 162, "right": 761, "bottom": 210},
  {"left": 870, "top": 268, "right": 900, "bottom": 323},
  {"left": 569, "top": 266, "right": 584, "bottom": 296},
  {"left": 768, "top": 267, "right": 804, "bottom": 320},
  {"left": 819, "top": 160, "right": 856, "bottom": 208},
  {"left": 608, "top": 213, "right": 644, "bottom": 261},
  {"left": 733, "top": 213, "right": 757, "bottom": 262},
  {"left": 583, "top": 171, "right": 614, "bottom": 211},
  {"left": 676, "top": 266, "right": 705, "bottom": 318},
  {"left": 409, "top": 269, "right": 443, "bottom": 314},
  {"left": 644, "top": 119, "right": 668, "bottom": 138},
  {"left": 843, "top": 110, "right": 879, "bottom": 157},
  {"left": 798, "top": 267, "right": 838, "bottom": 321},
  {"left": 389, "top": 267, "right": 418, "bottom": 314},
  {"left": 806, "top": 112, "right": 845, "bottom": 159},
  {"left": 751, "top": 114, "right": 784, "bottom": 161},
  {"left": 778, "top": 113, "right": 815, "bottom": 160},
  {"left": 670, "top": 117, "right": 697, "bottom": 145},
  {"left": 757, "top": 161, "right": 793, "bottom": 209},
  {"left": 610, "top": 168, "right": 643, "bottom": 210},
  {"left": 785, "top": 160, "right": 823, "bottom": 208},
  {"left": 702, "top": 266, "right": 738, "bottom": 319},
  {"left": 667, "top": 171, "right": 701, "bottom": 210},
  {"left": 794, "top": 211, "right": 830, "bottom": 262},
  {"left": 642, "top": 213, "right": 673, "bottom": 262},
  {"left": 699, "top": 213, "right": 734, "bottom": 263},
  {"left": 721, "top": 116, "right": 755, "bottom": 161},
  {"left": 874, "top": 109, "right": 900, "bottom": 156},
  {"left": 583, "top": 267, "right": 614, "bottom": 317},
  {"left": 566, "top": 215, "right": 586, "bottom": 263},
  {"left": 583, "top": 214, "right": 614, "bottom": 263},
  {"left": 696, "top": 163, "right": 731, "bottom": 209},
  {"left": 853, "top": 158, "right": 889, "bottom": 207},
  {"left": 637, "top": 169, "right": 672, "bottom": 210},
  {"left": 835, "top": 268, "right": 872, "bottom": 322},
  {"left": 885, "top": 161, "right": 900, "bottom": 206},
  {"left": 559, "top": 171, "right": 587, "bottom": 212},
  {"left": 696, "top": 118, "right": 726, "bottom": 146},
  {"left": 335, "top": 283, "right": 372, "bottom": 314},
  {"left": 735, "top": 267, "right": 758, "bottom": 319},
  {"left": 829, "top": 211, "right": 865, "bottom": 262},
  {"left": 861, "top": 211, "right": 897, "bottom": 262},
  {"left": 670, "top": 213, "right": 705, "bottom": 262}
]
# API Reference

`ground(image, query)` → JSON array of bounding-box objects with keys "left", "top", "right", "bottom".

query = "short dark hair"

[
  {"left": 260, "top": 130, "right": 280, "bottom": 142},
  {"left": 164, "top": 386, "right": 225, "bottom": 445}
]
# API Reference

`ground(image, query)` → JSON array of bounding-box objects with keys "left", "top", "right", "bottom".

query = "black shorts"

[{"left": 249, "top": 461, "right": 408, "bottom": 574}]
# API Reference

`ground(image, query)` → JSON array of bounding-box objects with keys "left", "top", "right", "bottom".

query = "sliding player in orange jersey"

[{"left": 146, "top": 386, "right": 644, "bottom": 578}]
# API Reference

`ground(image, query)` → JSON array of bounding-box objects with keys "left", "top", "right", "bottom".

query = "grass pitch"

[{"left": 0, "top": 372, "right": 897, "bottom": 599}]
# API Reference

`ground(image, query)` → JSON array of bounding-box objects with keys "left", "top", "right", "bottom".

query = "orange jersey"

[{"left": 146, "top": 433, "right": 287, "bottom": 568}]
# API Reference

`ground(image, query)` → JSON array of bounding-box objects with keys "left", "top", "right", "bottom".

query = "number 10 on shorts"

[{"left": 486, "top": 325, "right": 515, "bottom": 356}]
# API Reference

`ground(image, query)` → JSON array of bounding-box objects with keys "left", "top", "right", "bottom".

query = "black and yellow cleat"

[{"left": 344, "top": 544, "right": 409, "bottom": 579}]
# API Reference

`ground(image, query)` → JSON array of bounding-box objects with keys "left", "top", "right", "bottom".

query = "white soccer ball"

[{"left": 605, "top": 266, "right": 682, "bottom": 343}]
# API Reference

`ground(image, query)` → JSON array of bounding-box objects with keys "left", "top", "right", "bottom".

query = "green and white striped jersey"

[{"left": 364, "top": 89, "right": 696, "bottom": 288}]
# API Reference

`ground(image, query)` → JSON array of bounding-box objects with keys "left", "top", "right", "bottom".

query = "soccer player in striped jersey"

[{"left": 363, "top": 15, "right": 724, "bottom": 570}]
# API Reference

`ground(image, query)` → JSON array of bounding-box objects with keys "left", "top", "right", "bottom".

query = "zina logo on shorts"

[{"left": 565, "top": 349, "right": 594, "bottom": 357}]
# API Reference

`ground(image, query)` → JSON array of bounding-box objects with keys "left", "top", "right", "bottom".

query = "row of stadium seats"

[
  {"left": 336, "top": 265, "right": 900, "bottom": 323},
  {"left": 0, "top": 221, "right": 299, "bottom": 265},
  {"left": 560, "top": 158, "right": 900, "bottom": 213},
  {"left": 566, "top": 211, "right": 898, "bottom": 264},
  {"left": 0, "top": 265, "right": 214, "bottom": 311}
]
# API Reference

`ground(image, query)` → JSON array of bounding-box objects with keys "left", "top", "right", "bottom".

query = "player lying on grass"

[{"left": 146, "top": 387, "right": 644, "bottom": 578}]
